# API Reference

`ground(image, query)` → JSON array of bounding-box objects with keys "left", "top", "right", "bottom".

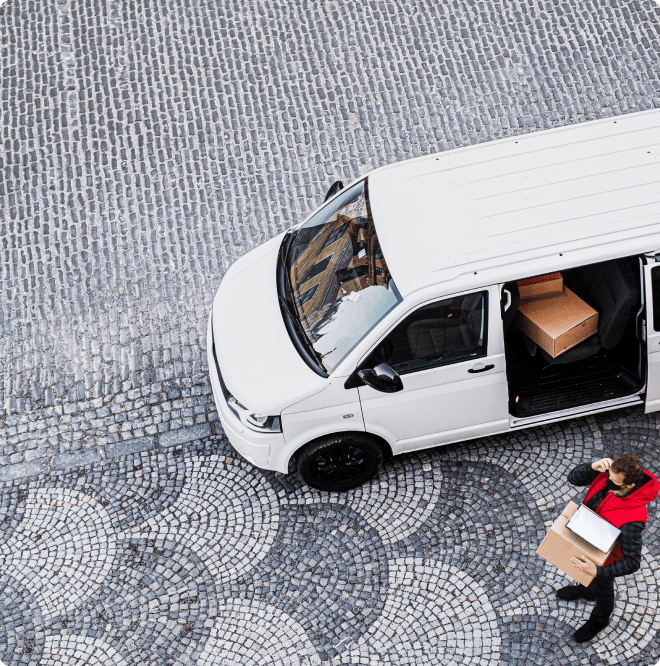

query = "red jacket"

[{"left": 584, "top": 469, "right": 659, "bottom": 566}]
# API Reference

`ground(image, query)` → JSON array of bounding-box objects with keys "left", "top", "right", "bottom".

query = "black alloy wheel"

[{"left": 296, "top": 433, "right": 383, "bottom": 491}]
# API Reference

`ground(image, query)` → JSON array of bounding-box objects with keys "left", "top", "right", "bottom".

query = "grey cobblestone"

[
  {"left": 1, "top": 407, "right": 660, "bottom": 664},
  {"left": 52, "top": 448, "right": 102, "bottom": 471},
  {"left": 1, "top": 0, "right": 660, "bottom": 473},
  {"left": 159, "top": 422, "right": 212, "bottom": 448},
  {"left": 104, "top": 435, "right": 155, "bottom": 459},
  {"left": 0, "top": 458, "right": 49, "bottom": 482},
  {"left": 1, "top": 0, "right": 660, "bottom": 662}
]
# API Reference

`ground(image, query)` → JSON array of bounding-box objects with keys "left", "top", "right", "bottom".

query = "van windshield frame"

[{"left": 280, "top": 178, "right": 402, "bottom": 375}]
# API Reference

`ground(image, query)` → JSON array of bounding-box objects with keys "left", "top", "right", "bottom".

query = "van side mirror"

[
  {"left": 324, "top": 180, "right": 344, "bottom": 202},
  {"left": 357, "top": 363, "right": 403, "bottom": 393}
]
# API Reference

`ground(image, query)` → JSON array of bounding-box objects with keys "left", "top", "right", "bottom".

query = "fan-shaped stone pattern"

[
  {"left": 333, "top": 558, "right": 500, "bottom": 665},
  {"left": 52, "top": 538, "right": 217, "bottom": 666},
  {"left": 0, "top": 574, "right": 44, "bottom": 666},
  {"left": 472, "top": 409, "right": 660, "bottom": 519},
  {"left": 197, "top": 599, "right": 320, "bottom": 666},
  {"left": 498, "top": 613, "right": 591, "bottom": 666},
  {"left": 441, "top": 420, "right": 602, "bottom": 518},
  {"left": 285, "top": 451, "right": 442, "bottom": 545},
  {"left": 498, "top": 545, "right": 660, "bottom": 665},
  {"left": 400, "top": 460, "right": 546, "bottom": 604},
  {"left": 123, "top": 456, "right": 280, "bottom": 585},
  {"left": 51, "top": 453, "right": 189, "bottom": 531},
  {"left": 5, "top": 410, "right": 660, "bottom": 665},
  {"left": 41, "top": 635, "right": 130, "bottom": 666},
  {"left": 0, "top": 486, "right": 25, "bottom": 548},
  {"left": 595, "top": 405, "right": 660, "bottom": 433},
  {"left": 249, "top": 504, "right": 387, "bottom": 662},
  {"left": 0, "top": 489, "right": 116, "bottom": 620}
]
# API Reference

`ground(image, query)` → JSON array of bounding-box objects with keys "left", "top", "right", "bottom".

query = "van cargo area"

[{"left": 503, "top": 256, "right": 644, "bottom": 418}]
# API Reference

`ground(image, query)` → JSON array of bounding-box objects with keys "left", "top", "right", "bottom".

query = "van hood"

[{"left": 212, "top": 233, "right": 327, "bottom": 415}]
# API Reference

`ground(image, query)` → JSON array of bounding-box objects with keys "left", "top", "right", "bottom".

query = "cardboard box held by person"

[
  {"left": 536, "top": 501, "right": 617, "bottom": 586},
  {"left": 515, "top": 273, "right": 598, "bottom": 358}
]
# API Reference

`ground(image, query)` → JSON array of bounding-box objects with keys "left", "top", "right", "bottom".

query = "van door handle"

[{"left": 468, "top": 363, "right": 494, "bottom": 373}]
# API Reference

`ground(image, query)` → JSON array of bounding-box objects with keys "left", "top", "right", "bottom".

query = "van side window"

[
  {"left": 652, "top": 267, "right": 660, "bottom": 332},
  {"left": 375, "top": 291, "right": 488, "bottom": 374}
]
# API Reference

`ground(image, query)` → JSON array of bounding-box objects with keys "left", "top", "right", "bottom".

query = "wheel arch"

[
  {"left": 294, "top": 430, "right": 390, "bottom": 491},
  {"left": 285, "top": 429, "right": 393, "bottom": 472}
]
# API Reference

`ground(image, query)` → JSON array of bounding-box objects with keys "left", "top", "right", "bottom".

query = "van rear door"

[{"left": 643, "top": 256, "right": 660, "bottom": 412}]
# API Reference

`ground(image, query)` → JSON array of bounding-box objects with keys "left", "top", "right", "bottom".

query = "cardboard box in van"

[
  {"left": 536, "top": 501, "right": 615, "bottom": 586},
  {"left": 515, "top": 287, "right": 598, "bottom": 358},
  {"left": 517, "top": 272, "right": 563, "bottom": 300}
]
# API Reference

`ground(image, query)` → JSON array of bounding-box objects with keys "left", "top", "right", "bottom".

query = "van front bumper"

[{"left": 206, "top": 310, "right": 289, "bottom": 473}]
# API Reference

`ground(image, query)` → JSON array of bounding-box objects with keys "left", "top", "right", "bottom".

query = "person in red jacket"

[{"left": 557, "top": 454, "right": 659, "bottom": 643}]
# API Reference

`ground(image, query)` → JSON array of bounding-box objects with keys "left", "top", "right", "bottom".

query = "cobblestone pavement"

[
  {"left": 2, "top": 0, "right": 660, "bottom": 663},
  {"left": 1, "top": 0, "right": 660, "bottom": 476},
  {"left": 3, "top": 407, "right": 660, "bottom": 665}
]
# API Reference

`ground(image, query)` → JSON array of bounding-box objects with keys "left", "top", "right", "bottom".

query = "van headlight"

[
  {"left": 246, "top": 413, "right": 282, "bottom": 431},
  {"left": 227, "top": 397, "right": 282, "bottom": 433}
]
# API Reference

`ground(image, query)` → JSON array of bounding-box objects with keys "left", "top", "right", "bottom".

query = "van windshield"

[{"left": 284, "top": 178, "right": 401, "bottom": 374}]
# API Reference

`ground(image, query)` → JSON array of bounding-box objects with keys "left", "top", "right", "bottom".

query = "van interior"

[{"left": 502, "top": 256, "right": 644, "bottom": 418}]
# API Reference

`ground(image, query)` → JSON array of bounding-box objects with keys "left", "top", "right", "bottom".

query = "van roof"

[{"left": 369, "top": 109, "right": 660, "bottom": 297}]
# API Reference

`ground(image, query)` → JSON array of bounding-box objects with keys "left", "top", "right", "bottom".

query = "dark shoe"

[
  {"left": 556, "top": 585, "right": 595, "bottom": 602},
  {"left": 573, "top": 618, "right": 609, "bottom": 643}
]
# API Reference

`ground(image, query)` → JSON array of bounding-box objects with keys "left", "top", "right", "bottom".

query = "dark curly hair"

[{"left": 611, "top": 454, "right": 644, "bottom": 487}]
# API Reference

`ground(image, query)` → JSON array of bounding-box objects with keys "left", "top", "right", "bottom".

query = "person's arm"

[
  {"left": 595, "top": 522, "right": 644, "bottom": 579},
  {"left": 567, "top": 462, "right": 600, "bottom": 486}
]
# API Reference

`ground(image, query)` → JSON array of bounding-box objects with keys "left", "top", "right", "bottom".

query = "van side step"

[
  {"left": 511, "top": 393, "right": 643, "bottom": 429},
  {"left": 510, "top": 368, "right": 640, "bottom": 417}
]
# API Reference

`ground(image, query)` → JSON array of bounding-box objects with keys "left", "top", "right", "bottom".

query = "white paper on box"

[{"left": 566, "top": 505, "right": 620, "bottom": 553}]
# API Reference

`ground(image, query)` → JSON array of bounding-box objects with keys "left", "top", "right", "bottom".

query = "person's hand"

[
  {"left": 571, "top": 556, "right": 597, "bottom": 577},
  {"left": 591, "top": 458, "right": 613, "bottom": 473}
]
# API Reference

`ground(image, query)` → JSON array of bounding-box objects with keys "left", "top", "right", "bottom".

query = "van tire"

[{"left": 296, "top": 433, "right": 384, "bottom": 492}]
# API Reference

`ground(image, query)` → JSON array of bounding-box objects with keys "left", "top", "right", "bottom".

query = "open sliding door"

[{"left": 643, "top": 256, "right": 660, "bottom": 413}]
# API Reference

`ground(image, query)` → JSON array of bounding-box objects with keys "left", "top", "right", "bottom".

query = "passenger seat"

[{"left": 539, "top": 260, "right": 637, "bottom": 365}]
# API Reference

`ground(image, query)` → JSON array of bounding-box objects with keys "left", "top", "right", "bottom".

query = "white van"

[{"left": 207, "top": 108, "right": 660, "bottom": 491}]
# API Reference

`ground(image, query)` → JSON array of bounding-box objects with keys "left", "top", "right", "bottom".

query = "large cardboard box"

[
  {"left": 517, "top": 272, "right": 563, "bottom": 300},
  {"left": 536, "top": 501, "right": 615, "bottom": 586},
  {"left": 515, "top": 287, "right": 598, "bottom": 358}
]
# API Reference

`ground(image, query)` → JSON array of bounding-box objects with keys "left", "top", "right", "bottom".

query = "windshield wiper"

[
  {"left": 279, "top": 295, "right": 326, "bottom": 368},
  {"left": 281, "top": 235, "right": 327, "bottom": 370},
  {"left": 277, "top": 230, "right": 328, "bottom": 378}
]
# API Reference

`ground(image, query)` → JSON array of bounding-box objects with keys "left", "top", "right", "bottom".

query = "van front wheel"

[{"left": 296, "top": 434, "right": 383, "bottom": 492}]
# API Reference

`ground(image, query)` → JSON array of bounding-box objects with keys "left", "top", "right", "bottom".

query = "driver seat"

[{"left": 406, "top": 293, "right": 483, "bottom": 360}]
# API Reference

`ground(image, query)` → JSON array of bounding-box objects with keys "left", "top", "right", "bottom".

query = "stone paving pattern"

[
  {"left": 1, "top": 0, "right": 660, "bottom": 473},
  {"left": 3, "top": 406, "right": 660, "bottom": 665},
  {"left": 2, "top": 0, "right": 660, "bottom": 663}
]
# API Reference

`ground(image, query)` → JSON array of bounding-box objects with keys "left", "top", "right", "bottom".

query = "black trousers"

[{"left": 578, "top": 577, "right": 615, "bottom": 623}]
